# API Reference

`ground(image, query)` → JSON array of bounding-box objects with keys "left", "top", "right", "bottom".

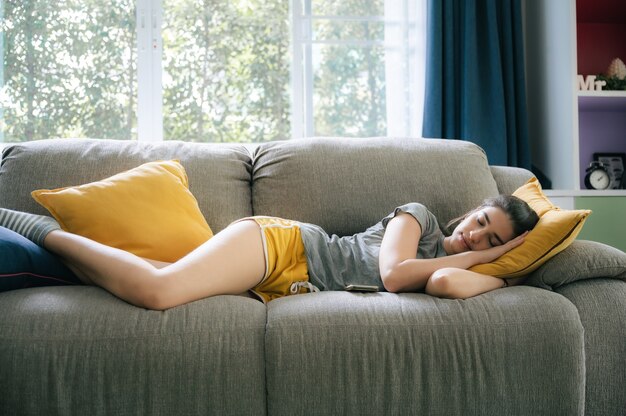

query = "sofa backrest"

[
  {"left": 0, "top": 139, "right": 253, "bottom": 233},
  {"left": 252, "top": 137, "right": 501, "bottom": 236},
  {"left": 490, "top": 165, "right": 534, "bottom": 195},
  {"left": 1, "top": 137, "right": 529, "bottom": 237}
]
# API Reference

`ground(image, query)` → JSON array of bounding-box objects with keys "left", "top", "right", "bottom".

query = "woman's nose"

[{"left": 469, "top": 229, "right": 484, "bottom": 242}]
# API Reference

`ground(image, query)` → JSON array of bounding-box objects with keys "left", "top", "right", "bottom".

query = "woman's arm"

[
  {"left": 378, "top": 213, "right": 525, "bottom": 294},
  {"left": 378, "top": 213, "right": 478, "bottom": 292},
  {"left": 425, "top": 268, "right": 502, "bottom": 299},
  {"left": 425, "top": 268, "right": 527, "bottom": 299}
]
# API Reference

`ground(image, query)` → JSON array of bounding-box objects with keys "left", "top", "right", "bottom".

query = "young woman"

[{"left": 0, "top": 195, "right": 538, "bottom": 310}]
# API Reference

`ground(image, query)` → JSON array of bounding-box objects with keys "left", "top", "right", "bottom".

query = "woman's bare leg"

[
  {"left": 142, "top": 258, "right": 172, "bottom": 269},
  {"left": 71, "top": 258, "right": 170, "bottom": 284},
  {"left": 43, "top": 220, "right": 266, "bottom": 310},
  {"left": 138, "top": 258, "right": 253, "bottom": 299}
]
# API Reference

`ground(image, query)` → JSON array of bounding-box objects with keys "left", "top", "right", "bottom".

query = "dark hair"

[{"left": 445, "top": 195, "right": 539, "bottom": 237}]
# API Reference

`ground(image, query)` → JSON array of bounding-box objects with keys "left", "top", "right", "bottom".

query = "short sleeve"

[
  {"left": 381, "top": 202, "right": 447, "bottom": 259},
  {"left": 382, "top": 203, "right": 435, "bottom": 234}
]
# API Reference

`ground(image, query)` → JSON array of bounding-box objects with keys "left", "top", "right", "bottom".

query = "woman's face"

[{"left": 448, "top": 206, "right": 515, "bottom": 254}]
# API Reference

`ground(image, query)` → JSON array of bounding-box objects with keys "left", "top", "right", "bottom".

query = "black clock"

[{"left": 584, "top": 161, "right": 611, "bottom": 190}]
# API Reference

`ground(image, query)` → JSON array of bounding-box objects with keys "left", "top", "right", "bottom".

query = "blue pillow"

[{"left": 0, "top": 226, "right": 81, "bottom": 292}]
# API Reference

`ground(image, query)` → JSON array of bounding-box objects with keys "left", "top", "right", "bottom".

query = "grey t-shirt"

[{"left": 299, "top": 203, "right": 447, "bottom": 291}]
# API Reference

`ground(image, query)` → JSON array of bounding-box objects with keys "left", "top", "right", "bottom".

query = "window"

[
  {"left": 1, "top": 0, "right": 137, "bottom": 142},
  {"left": 0, "top": 0, "right": 425, "bottom": 143},
  {"left": 161, "top": 0, "right": 290, "bottom": 142},
  {"left": 292, "top": 0, "right": 423, "bottom": 138}
]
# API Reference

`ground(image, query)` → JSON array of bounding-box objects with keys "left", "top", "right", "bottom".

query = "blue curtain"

[{"left": 422, "top": 0, "right": 530, "bottom": 169}]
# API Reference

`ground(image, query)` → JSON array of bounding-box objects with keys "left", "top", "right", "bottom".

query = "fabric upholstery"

[
  {"left": 525, "top": 240, "right": 626, "bottom": 290},
  {"left": 556, "top": 279, "right": 626, "bottom": 416},
  {"left": 0, "top": 139, "right": 253, "bottom": 232},
  {"left": 265, "top": 290, "right": 584, "bottom": 416},
  {"left": 0, "top": 226, "right": 81, "bottom": 292},
  {"left": 489, "top": 165, "right": 534, "bottom": 195},
  {"left": 0, "top": 287, "right": 267, "bottom": 416},
  {"left": 252, "top": 137, "right": 500, "bottom": 237},
  {"left": 32, "top": 160, "right": 213, "bottom": 262}
]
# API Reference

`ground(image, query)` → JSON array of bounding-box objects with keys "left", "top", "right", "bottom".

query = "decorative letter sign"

[{"left": 577, "top": 74, "right": 606, "bottom": 91}]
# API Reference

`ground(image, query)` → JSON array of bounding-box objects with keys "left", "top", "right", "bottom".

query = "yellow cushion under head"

[
  {"left": 469, "top": 177, "right": 591, "bottom": 278},
  {"left": 32, "top": 160, "right": 213, "bottom": 262}
]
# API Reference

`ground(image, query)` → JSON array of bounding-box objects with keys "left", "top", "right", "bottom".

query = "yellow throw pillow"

[
  {"left": 469, "top": 177, "right": 591, "bottom": 278},
  {"left": 32, "top": 160, "right": 213, "bottom": 263}
]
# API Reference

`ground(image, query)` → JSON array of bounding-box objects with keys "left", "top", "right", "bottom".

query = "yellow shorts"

[{"left": 239, "top": 216, "right": 314, "bottom": 303}]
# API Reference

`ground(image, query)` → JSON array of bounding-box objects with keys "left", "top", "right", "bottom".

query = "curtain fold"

[{"left": 422, "top": 0, "right": 530, "bottom": 169}]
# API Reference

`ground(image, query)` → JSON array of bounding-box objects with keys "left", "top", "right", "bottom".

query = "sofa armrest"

[
  {"left": 524, "top": 240, "right": 626, "bottom": 290},
  {"left": 489, "top": 165, "right": 534, "bottom": 195},
  {"left": 556, "top": 278, "right": 626, "bottom": 416}
]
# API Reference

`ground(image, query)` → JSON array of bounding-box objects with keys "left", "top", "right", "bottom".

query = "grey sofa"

[{"left": 0, "top": 137, "right": 624, "bottom": 416}]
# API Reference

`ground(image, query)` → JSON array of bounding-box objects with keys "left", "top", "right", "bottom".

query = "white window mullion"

[
  {"left": 303, "top": 0, "right": 314, "bottom": 137},
  {"left": 291, "top": 0, "right": 314, "bottom": 139},
  {"left": 384, "top": 0, "right": 404, "bottom": 137},
  {"left": 0, "top": 0, "right": 4, "bottom": 143},
  {"left": 290, "top": 0, "right": 304, "bottom": 139},
  {"left": 136, "top": 0, "right": 162, "bottom": 141},
  {"left": 414, "top": 0, "right": 427, "bottom": 137},
  {"left": 0, "top": 1, "right": 4, "bottom": 143}
]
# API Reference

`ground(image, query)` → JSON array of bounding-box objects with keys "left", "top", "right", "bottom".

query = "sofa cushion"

[
  {"left": 0, "top": 226, "right": 81, "bottom": 292},
  {"left": 0, "top": 287, "right": 267, "bottom": 416},
  {"left": 265, "top": 290, "right": 584, "bottom": 416},
  {"left": 0, "top": 139, "right": 253, "bottom": 233},
  {"left": 525, "top": 240, "right": 626, "bottom": 289},
  {"left": 252, "top": 137, "right": 500, "bottom": 236},
  {"left": 32, "top": 160, "right": 213, "bottom": 262},
  {"left": 470, "top": 177, "right": 591, "bottom": 278}
]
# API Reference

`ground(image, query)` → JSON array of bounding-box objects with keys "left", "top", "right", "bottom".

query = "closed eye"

[{"left": 482, "top": 211, "right": 505, "bottom": 246}]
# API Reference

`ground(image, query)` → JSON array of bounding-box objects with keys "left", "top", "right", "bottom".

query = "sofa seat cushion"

[
  {"left": 0, "top": 287, "right": 267, "bottom": 416},
  {"left": 252, "top": 137, "right": 500, "bottom": 237},
  {"left": 265, "top": 290, "right": 584, "bottom": 416}
]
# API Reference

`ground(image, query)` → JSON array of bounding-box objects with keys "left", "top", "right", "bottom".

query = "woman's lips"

[{"left": 460, "top": 234, "right": 470, "bottom": 251}]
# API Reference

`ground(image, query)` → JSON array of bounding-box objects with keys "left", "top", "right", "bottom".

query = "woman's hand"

[{"left": 473, "top": 231, "right": 528, "bottom": 265}]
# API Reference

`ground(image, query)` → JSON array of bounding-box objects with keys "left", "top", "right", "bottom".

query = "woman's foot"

[{"left": 0, "top": 208, "right": 60, "bottom": 246}]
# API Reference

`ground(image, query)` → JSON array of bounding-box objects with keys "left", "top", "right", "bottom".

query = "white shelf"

[
  {"left": 578, "top": 90, "right": 626, "bottom": 98},
  {"left": 545, "top": 189, "right": 626, "bottom": 197}
]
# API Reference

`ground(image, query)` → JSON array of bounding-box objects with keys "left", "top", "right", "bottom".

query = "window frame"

[
  {"left": 0, "top": 0, "right": 425, "bottom": 143},
  {"left": 136, "top": 0, "right": 163, "bottom": 141},
  {"left": 0, "top": 1, "right": 6, "bottom": 143}
]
